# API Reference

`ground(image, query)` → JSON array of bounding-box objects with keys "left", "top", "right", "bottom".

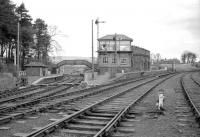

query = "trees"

[
  {"left": 0, "top": 1, "right": 54, "bottom": 73},
  {"left": 0, "top": 0, "right": 17, "bottom": 61},
  {"left": 33, "top": 18, "right": 51, "bottom": 63},
  {"left": 181, "top": 53, "right": 187, "bottom": 64},
  {"left": 181, "top": 51, "right": 197, "bottom": 64},
  {"left": 150, "top": 53, "right": 162, "bottom": 64},
  {"left": 15, "top": 3, "right": 33, "bottom": 70}
]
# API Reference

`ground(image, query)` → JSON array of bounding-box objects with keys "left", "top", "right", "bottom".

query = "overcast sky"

[{"left": 13, "top": 0, "right": 200, "bottom": 60}]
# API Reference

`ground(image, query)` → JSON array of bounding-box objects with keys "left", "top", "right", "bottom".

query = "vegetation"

[
  {"left": 181, "top": 51, "right": 197, "bottom": 64},
  {"left": 0, "top": 0, "right": 56, "bottom": 72},
  {"left": 150, "top": 53, "right": 161, "bottom": 64}
]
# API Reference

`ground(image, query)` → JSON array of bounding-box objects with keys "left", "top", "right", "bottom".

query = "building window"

[
  {"left": 103, "top": 57, "right": 108, "bottom": 63},
  {"left": 112, "top": 58, "right": 116, "bottom": 63},
  {"left": 121, "top": 58, "right": 127, "bottom": 65}
]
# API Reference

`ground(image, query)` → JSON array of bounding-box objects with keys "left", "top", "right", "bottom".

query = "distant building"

[
  {"left": 24, "top": 62, "right": 48, "bottom": 76},
  {"left": 160, "top": 58, "right": 180, "bottom": 64},
  {"left": 97, "top": 34, "right": 150, "bottom": 74}
]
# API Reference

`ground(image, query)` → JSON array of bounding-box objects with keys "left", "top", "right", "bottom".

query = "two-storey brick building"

[{"left": 97, "top": 34, "right": 150, "bottom": 74}]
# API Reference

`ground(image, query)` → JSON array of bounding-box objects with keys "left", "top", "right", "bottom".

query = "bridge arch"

[{"left": 56, "top": 60, "right": 98, "bottom": 71}]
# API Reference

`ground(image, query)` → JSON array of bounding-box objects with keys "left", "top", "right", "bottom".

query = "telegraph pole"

[
  {"left": 17, "top": 16, "right": 21, "bottom": 76},
  {"left": 114, "top": 33, "right": 117, "bottom": 74},
  {"left": 92, "top": 20, "right": 94, "bottom": 79}
]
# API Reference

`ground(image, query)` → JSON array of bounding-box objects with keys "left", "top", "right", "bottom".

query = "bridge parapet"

[{"left": 56, "top": 60, "right": 98, "bottom": 71}]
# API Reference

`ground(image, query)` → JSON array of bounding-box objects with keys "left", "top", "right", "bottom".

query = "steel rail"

[
  {"left": 0, "top": 78, "right": 77, "bottom": 105},
  {"left": 0, "top": 73, "right": 172, "bottom": 125},
  {"left": 180, "top": 74, "right": 200, "bottom": 123},
  {"left": 24, "top": 74, "right": 173, "bottom": 137},
  {"left": 0, "top": 85, "right": 43, "bottom": 99},
  {"left": 190, "top": 73, "right": 200, "bottom": 87},
  {"left": 0, "top": 75, "right": 156, "bottom": 124},
  {"left": 0, "top": 78, "right": 84, "bottom": 124},
  {"left": 93, "top": 74, "right": 174, "bottom": 137},
  {"left": 0, "top": 75, "right": 152, "bottom": 124},
  {"left": 0, "top": 75, "right": 78, "bottom": 99},
  {"left": 0, "top": 78, "right": 82, "bottom": 112},
  {"left": 0, "top": 75, "right": 72, "bottom": 98}
]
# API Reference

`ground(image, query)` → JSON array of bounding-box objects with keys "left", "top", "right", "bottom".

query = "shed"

[{"left": 24, "top": 62, "right": 48, "bottom": 76}]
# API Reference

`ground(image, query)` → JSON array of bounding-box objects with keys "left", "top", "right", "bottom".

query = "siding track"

[{"left": 22, "top": 74, "right": 174, "bottom": 137}]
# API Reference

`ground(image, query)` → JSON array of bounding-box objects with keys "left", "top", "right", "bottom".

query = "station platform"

[
  {"left": 30, "top": 74, "right": 63, "bottom": 85},
  {"left": 29, "top": 69, "right": 171, "bottom": 87}
]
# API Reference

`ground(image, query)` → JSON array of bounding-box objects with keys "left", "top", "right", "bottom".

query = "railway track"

[
  {"left": 0, "top": 77, "right": 81, "bottom": 106},
  {"left": 180, "top": 73, "right": 200, "bottom": 126},
  {"left": 103, "top": 72, "right": 200, "bottom": 137},
  {"left": 0, "top": 85, "right": 43, "bottom": 99},
  {"left": 0, "top": 73, "right": 168, "bottom": 113},
  {"left": 0, "top": 73, "right": 172, "bottom": 137},
  {"left": 21, "top": 73, "right": 174, "bottom": 137},
  {"left": 0, "top": 77, "right": 83, "bottom": 113},
  {"left": 0, "top": 75, "right": 73, "bottom": 100},
  {"left": 107, "top": 72, "right": 200, "bottom": 136},
  {"left": 0, "top": 75, "right": 160, "bottom": 125}
]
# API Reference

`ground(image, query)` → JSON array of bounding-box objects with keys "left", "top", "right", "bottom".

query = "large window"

[
  {"left": 99, "top": 40, "right": 131, "bottom": 51},
  {"left": 103, "top": 57, "right": 108, "bottom": 63},
  {"left": 120, "top": 58, "right": 127, "bottom": 65},
  {"left": 112, "top": 58, "right": 116, "bottom": 63}
]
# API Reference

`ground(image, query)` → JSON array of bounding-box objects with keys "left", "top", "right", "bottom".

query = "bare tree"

[
  {"left": 181, "top": 51, "right": 197, "bottom": 64},
  {"left": 48, "top": 25, "right": 68, "bottom": 56},
  {"left": 181, "top": 53, "right": 187, "bottom": 63},
  {"left": 155, "top": 53, "right": 161, "bottom": 63}
]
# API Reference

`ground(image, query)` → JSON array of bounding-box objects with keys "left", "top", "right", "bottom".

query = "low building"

[
  {"left": 24, "top": 62, "right": 48, "bottom": 76},
  {"left": 160, "top": 58, "right": 180, "bottom": 64},
  {"left": 97, "top": 34, "right": 150, "bottom": 74}
]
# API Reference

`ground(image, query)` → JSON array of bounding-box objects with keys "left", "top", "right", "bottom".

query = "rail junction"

[{"left": 0, "top": 71, "right": 200, "bottom": 137}]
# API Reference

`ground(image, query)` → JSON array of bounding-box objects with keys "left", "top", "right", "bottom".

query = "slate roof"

[
  {"left": 24, "top": 62, "right": 47, "bottom": 67},
  {"left": 98, "top": 34, "right": 133, "bottom": 42}
]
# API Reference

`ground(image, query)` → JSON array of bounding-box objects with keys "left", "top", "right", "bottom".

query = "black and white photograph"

[{"left": 0, "top": 0, "right": 200, "bottom": 136}]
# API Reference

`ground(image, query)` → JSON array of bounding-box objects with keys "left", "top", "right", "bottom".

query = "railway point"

[{"left": 1, "top": 1, "right": 200, "bottom": 136}]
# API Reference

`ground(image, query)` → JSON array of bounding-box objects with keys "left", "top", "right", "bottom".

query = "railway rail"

[
  {"left": 92, "top": 72, "right": 200, "bottom": 137},
  {"left": 0, "top": 75, "right": 74, "bottom": 100},
  {"left": 1, "top": 71, "right": 200, "bottom": 137},
  {"left": 0, "top": 85, "right": 43, "bottom": 99},
  {"left": 22, "top": 73, "right": 174, "bottom": 137},
  {"left": 0, "top": 72, "right": 174, "bottom": 137},
  {"left": 0, "top": 77, "right": 83, "bottom": 113},
  {"left": 181, "top": 73, "right": 200, "bottom": 125},
  {"left": 0, "top": 75, "right": 159, "bottom": 125},
  {"left": 0, "top": 77, "right": 81, "bottom": 105}
]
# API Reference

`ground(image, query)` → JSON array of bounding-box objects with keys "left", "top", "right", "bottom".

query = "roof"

[
  {"left": 132, "top": 45, "right": 150, "bottom": 52},
  {"left": 98, "top": 34, "right": 133, "bottom": 42},
  {"left": 24, "top": 62, "right": 47, "bottom": 67}
]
